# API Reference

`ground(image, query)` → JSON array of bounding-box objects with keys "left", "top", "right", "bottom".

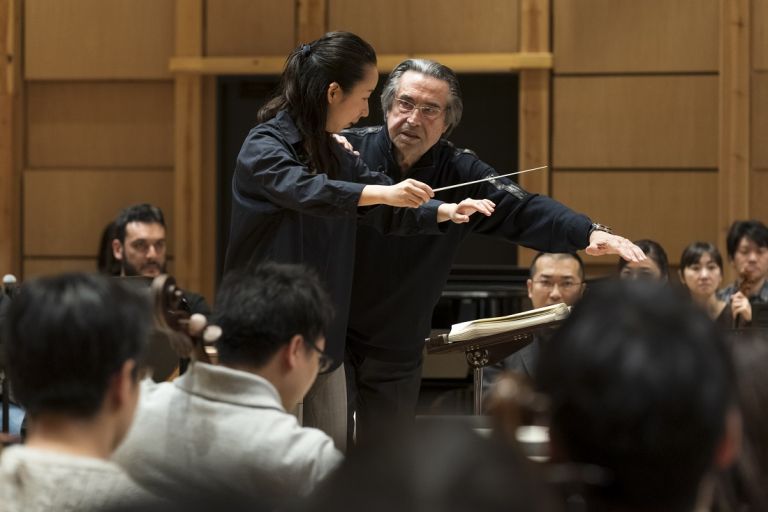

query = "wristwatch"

[{"left": 588, "top": 222, "right": 613, "bottom": 236}]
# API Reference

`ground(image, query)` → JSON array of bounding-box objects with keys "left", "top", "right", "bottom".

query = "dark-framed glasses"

[
  {"left": 394, "top": 97, "right": 443, "bottom": 119},
  {"left": 532, "top": 279, "right": 583, "bottom": 291},
  {"left": 307, "top": 340, "right": 333, "bottom": 373}
]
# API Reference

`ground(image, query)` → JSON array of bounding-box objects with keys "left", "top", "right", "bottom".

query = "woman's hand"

[
  {"left": 731, "top": 291, "right": 753, "bottom": 323},
  {"left": 438, "top": 198, "right": 496, "bottom": 224},
  {"left": 360, "top": 179, "right": 434, "bottom": 208}
]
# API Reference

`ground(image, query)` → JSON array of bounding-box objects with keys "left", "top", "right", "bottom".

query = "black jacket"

[
  {"left": 223, "top": 112, "right": 441, "bottom": 369},
  {"left": 344, "top": 126, "right": 592, "bottom": 357}
]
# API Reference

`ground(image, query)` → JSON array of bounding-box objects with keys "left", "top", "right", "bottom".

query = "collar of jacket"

[
  {"left": 274, "top": 110, "right": 303, "bottom": 145},
  {"left": 173, "top": 361, "right": 285, "bottom": 412}
]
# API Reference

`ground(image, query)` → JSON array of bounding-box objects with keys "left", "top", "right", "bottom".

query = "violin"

[{"left": 145, "top": 274, "right": 220, "bottom": 381}]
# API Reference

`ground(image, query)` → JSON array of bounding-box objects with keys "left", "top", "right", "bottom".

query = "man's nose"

[
  {"left": 549, "top": 284, "right": 562, "bottom": 299},
  {"left": 147, "top": 244, "right": 158, "bottom": 258},
  {"left": 406, "top": 108, "right": 422, "bottom": 125}
]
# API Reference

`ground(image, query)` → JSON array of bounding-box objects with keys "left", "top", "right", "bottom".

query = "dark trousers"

[{"left": 344, "top": 344, "right": 423, "bottom": 449}]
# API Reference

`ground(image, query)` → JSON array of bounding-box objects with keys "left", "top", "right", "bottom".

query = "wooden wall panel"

[
  {"left": 754, "top": 72, "right": 768, "bottom": 169},
  {"left": 552, "top": 170, "right": 718, "bottom": 264},
  {"left": 751, "top": 171, "right": 768, "bottom": 222},
  {"left": 26, "top": 82, "right": 173, "bottom": 168},
  {"left": 554, "top": 0, "right": 718, "bottom": 73},
  {"left": 205, "top": 0, "right": 295, "bottom": 56},
  {"left": 755, "top": 0, "right": 768, "bottom": 70},
  {"left": 23, "top": 258, "right": 98, "bottom": 278},
  {"left": 25, "top": 0, "right": 174, "bottom": 79},
  {"left": 553, "top": 76, "right": 718, "bottom": 168},
  {"left": 328, "top": 0, "right": 519, "bottom": 53},
  {"left": 23, "top": 170, "right": 174, "bottom": 257}
]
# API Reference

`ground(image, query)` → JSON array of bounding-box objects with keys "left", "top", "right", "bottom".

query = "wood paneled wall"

[
  {"left": 6, "top": 0, "right": 765, "bottom": 297},
  {"left": 550, "top": 0, "right": 758, "bottom": 279},
  {"left": 22, "top": 0, "right": 176, "bottom": 280}
]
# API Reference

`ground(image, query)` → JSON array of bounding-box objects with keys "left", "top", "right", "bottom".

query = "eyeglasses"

[
  {"left": 394, "top": 97, "right": 444, "bottom": 119},
  {"left": 532, "top": 279, "right": 583, "bottom": 291},
  {"left": 307, "top": 340, "right": 333, "bottom": 373}
]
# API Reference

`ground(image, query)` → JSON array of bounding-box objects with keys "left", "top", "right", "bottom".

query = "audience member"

[
  {"left": 536, "top": 281, "right": 740, "bottom": 512},
  {"left": 718, "top": 220, "right": 768, "bottom": 320},
  {"left": 114, "top": 262, "right": 343, "bottom": 501},
  {"left": 97, "top": 221, "right": 121, "bottom": 276},
  {"left": 714, "top": 332, "right": 768, "bottom": 512},
  {"left": 304, "top": 423, "right": 560, "bottom": 512},
  {"left": 679, "top": 242, "right": 745, "bottom": 328},
  {"left": 112, "top": 203, "right": 210, "bottom": 315},
  {"left": 0, "top": 273, "right": 153, "bottom": 511},
  {"left": 483, "top": 252, "right": 585, "bottom": 391},
  {"left": 617, "top": 238, "right": 669, "bottom": 282}
]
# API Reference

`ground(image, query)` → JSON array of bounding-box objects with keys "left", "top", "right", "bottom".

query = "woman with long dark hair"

[{"left": 224, "top": 32, "right": 492, "bottom": 449}]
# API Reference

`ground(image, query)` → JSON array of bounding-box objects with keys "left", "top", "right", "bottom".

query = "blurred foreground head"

[{"left": 537, "top": 281, "right": 738, "bottom": 512}]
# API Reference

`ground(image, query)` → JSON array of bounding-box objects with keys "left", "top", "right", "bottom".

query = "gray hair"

[{"left": 380, "top": 59, "right": 463, "bottom": 136}]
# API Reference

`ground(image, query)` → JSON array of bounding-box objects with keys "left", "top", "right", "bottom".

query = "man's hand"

[
  {"left": 585, "top": 231, "right": 647, "bottom": 262},
  {"left": 731, "top": 291, "right": 753, "bottom": 323},
  {"left": 331, "top": 134, "right": 359, "bottom": 156},
  {"left": 438, "top": 198, "right": 496, "bottom": 224}
]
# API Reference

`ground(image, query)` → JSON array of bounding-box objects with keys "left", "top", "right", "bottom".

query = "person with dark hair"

[
  {"left": 718, "top": 220, "right": 768, "bottom": 322},
  {"left": 114, "top": 262, "right": 343, "bottom": 500},
  {"left": 714, "top": 331, "right": 768, "bottom": 512},
  {"left": 97, "top": 221, "right": 121, "bottom": 276},
  {"left": 0, "top": 273, "right": 153, "bottom": 510},
  {"left": 536, "top": 281, "right": 740, "bottom": 512},
  {"left": 482, "top": 252, "right": 585, "bottom": 392},
  {"left": 223, "top": 34, "right": 493, "bottom": 449},
  {"left": 617, "top": 238, "right": 669, "bottom": 281},
  {"left": 112, "top": 203, "right": 210, "bottom": 315},
  {"left": 340, "top": 58, "right": 644, "bottom": 446},
  {"left": 678, "top": 241, "right": 744, "bottom": 328}
]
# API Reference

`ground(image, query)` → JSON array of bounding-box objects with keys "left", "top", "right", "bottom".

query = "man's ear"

[
  {"left": 284, "top": 334, "right": 305, "bottom": 370},
  {"left": 112, "top": 239, "right": 124, "bottom": 261},
  {"left": 527, "top": 278, "right": 534, "bottom": 300},
  {"left": 714, "top": 407, "right": 742, "bottom": 469},
  {"left": 327, "top": 82, "right": 341, "bottom": 104}
]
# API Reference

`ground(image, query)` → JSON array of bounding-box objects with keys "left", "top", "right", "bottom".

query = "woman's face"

[
  {"left": 325, "top": 65, "right": 378, "bottom": 133},
  {"left": 620, "top": 258, "right": 664, "bottom": 281},
  {"left": 681, "top": 252, "right": 722, "bottom": 298}
]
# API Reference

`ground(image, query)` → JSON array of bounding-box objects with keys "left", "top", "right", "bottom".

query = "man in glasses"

[
  {"left": 342, "top": 59, "right": 643, "bottom": 447},
  {"left": 483, "top": 252, "right": 585, "bottom": 391},
  {"left": 114, "top": 262, "right": 342, "bottom": 500}
]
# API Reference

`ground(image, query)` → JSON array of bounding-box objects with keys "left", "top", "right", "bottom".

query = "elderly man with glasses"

[{"left": 341, "top": 59, "right": 643, "bottom": 448}]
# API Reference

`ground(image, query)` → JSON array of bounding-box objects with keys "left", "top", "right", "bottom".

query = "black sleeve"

[
  {"left": 234, "top": 130, "right": 381, "bottom": 218},
  {"left": 358, "top": 199, "right": 445, "bottom": 236},
  {"left": 453, "top": 152, "right": 592, "bottom": 252}
]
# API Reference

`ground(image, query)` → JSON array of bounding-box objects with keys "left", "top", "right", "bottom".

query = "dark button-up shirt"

[
  {"left": 344, "top": 126, "right": 592, "bottom": 356},
  {"left": 224, "top": 112, "right": 441, "bottom": 369}
]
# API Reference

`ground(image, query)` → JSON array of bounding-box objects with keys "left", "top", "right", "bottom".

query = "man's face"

[
  {"left": 386, "top": 71, "right": 450, "bottom": 167},
  {"left": 732, "top": 236, "right": 768, "bottom": 283},
  {"left": 527, "top": 255, "right": 585, "bottom": 309},
  {"left": 113, "top": 221, "right": 167, "bottom": 277}
]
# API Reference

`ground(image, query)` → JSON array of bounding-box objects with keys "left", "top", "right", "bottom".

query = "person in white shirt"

[
  {"left": 0, "top": 273, "right": 153, "bottom": 512},
  {"left": 114, "top": 262, "right": 343, "bottom": 501}
]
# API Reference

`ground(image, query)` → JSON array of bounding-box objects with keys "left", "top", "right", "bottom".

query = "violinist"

[{"left": 717, "top": 220, "right": 768, "bottom": 325}]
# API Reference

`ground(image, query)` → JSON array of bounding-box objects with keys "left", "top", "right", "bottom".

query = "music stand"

[{"left": 426, "top": 315, "right": 568, "bottom": 415}]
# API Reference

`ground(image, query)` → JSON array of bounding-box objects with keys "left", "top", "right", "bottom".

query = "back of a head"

[
  {"left": 3, "top": 273, "right": 151, "bottom": 418},
  {"left": 113, "top": 203, "right": 166, "bottom": 244},
  {"left": 726, "top": 220, "right": 768, "bottom": 259},
  {"left": 212, "top": 262, "right": 334, "bottom": 368},
  {"left": 536, "top": 281, "right": 734, "bottom": 510},
  {"left": 305, "top": 423, "right": 560, "bottom": 512}
]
